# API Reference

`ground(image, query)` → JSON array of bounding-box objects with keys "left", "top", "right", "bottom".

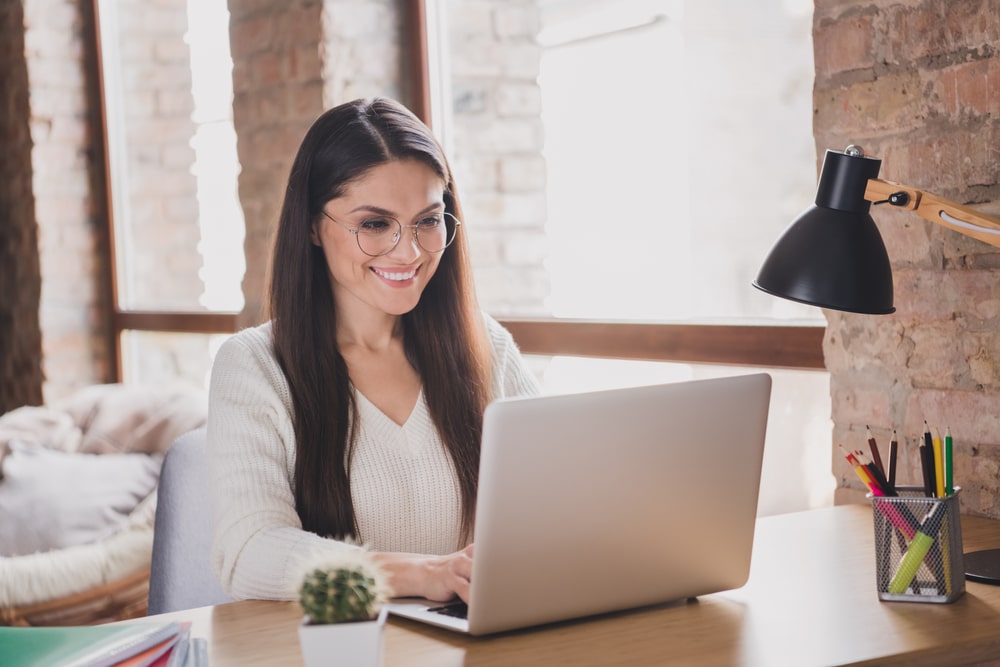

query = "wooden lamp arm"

[{"left": 864, "top": 179, "right": 1000, "bottom": 250}]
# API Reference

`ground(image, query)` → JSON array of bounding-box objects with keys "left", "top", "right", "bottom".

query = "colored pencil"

[
  {"left": 867, "top": 425, "right": 886, "bottom": 476},
  {"left": 944, "top": 426, "right": 954, "bottom": 496},
  {"left": 888, "top": 429, "right": 898, "bottom": 488},
  {"left": 932, "top": 427, "right": 945, "bottom": 498},
  {"left": 922, "top": 422, "right": 936, "bottom": 496}
]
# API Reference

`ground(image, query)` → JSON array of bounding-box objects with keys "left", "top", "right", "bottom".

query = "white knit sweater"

[{"left": 206, "top": 314, "right": 540, "bottom": 600}]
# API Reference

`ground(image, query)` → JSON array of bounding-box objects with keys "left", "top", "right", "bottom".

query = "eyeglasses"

[{"left": 321, "top": 210, "right": 461, "bottom": 257}]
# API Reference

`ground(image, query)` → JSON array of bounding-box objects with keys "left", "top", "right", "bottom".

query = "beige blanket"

[
  {"left": 0, "top": 382, "right": 208, "bottom": 473},
  {"left": 0, "top": 383, "right": 208, "bottom": 607}
]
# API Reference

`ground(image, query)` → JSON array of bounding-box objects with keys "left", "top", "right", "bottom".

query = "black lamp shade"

[{"left": 753, "top": 149, "right": 895, "bottom": 315}]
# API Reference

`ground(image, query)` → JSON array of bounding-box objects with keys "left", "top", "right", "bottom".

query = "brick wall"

[
  {"left": 230, "top": 0, "right": 407, "bottom": 327},
  {"left": 24, "top": 0, "right": 110, "bottom": 401},
  {"left": 446, "top": 0, "right": 548, "bottom": 315},
  {"left": 320, "top": 0, "right": 404, "bottom": 105},
  {"left": 0, "top": 2, "right": 45, "bottom": 412},
  {"left": 111, "top": 0, "right": 202, "bottom": 309},
  {"left": 229, "top": 0, "right": 324, "bottom": 326},
  {"left": 814, "top": 0, "right": 1000, "bottom": 517}
]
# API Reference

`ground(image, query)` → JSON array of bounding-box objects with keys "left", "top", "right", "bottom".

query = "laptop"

[{"left": 387, "top": 372, "right": 772, "bottom": 635}]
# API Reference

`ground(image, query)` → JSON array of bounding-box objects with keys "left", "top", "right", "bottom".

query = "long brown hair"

[{"left": 268, "top": 98, "right": 492, "bottom": 547}]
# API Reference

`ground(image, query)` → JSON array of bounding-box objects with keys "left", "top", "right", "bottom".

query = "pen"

[
  {"left": 867, "top": 425, "right": 885, "bottom": 476},
  {"left": 888, "top": 502, "right": 947, "bottom": 594},
  {"left": 888, "top": 429, "right": 898, "bottom": 488},
  {"left": 932, "top": 427, "right": 945, "bottom": 498},
  {"left": 944, "top": 427, "right": 954, "bottom": 496}
]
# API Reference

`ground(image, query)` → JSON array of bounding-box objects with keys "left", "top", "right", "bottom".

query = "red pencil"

[{"left": 855, "top": 449, "right": 896, "bottom": 496}]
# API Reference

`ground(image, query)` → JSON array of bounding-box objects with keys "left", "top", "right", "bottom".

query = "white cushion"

[{"left": 0, "top": 442, "right": 160, "bottom": 557}]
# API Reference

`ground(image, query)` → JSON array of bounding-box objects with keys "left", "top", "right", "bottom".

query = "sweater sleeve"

[
  {"left": 483, "top": 313, "right": 543, "bottom": 399},
  {"left": 206, "top": 326, "right": 357, "bottom": 600}
]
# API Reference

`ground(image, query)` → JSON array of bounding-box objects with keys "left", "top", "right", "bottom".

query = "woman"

[{"left": 207, "top": 97, "right": 540, "bottom": 603}]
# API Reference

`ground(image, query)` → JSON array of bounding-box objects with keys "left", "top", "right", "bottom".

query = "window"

[
  {"left": 88, "top": 0, "right": 835, "bottom": 512},
  {"left": 537, "top": 0, "right": 819, "bottom": 322},
  {"left": 432, "top": 0, "right": 833, "bottom": 513},
  {"left": 95, "top": 0, "right": 242, "bottom": 388}
]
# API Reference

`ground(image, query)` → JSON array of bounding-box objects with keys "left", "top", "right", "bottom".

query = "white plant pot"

[{"left": 298, "top": 606, "right": 388, "bottom": 667}]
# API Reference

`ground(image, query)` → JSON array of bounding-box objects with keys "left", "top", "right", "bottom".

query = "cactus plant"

[{"left": 298, "top": 551, "right": 388, "bottom": 625}]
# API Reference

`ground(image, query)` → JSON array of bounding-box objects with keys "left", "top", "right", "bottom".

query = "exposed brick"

[
  {"left": 962, "top": 332, "right": 1000, "bottom": 389},
  {"left": 497, "top": 154, "right": 546, "bottom": 192},
  {"left": 492, "top": 4, "right": 540, "bottom": 40},
  {"left": 453, "top": 155, "right": 499, "bottom": 192},
  {"left": 463, "top": 191, "right": 546, "bottom": 228},
  {"left": 495, "top": 82, "right": 542, "bottom": 116},
  {"left": 813, "top": 12, "right": 876, "bottom": 80},
  {"left": 891, "top": 268, "right": 1000, "bottom": 321},
  {"left": 814, "top": 71, "right": 924, "bottom": 137},
  {"left": 453, "top": 117, "right": 543, "bottom": 153},
  {"left": 229, "top": 12, "right": 274, "bottom": 58},
  {"left": 884, "top": 0, "right": 1000, "bottom": 66},
  {"left": 933, "top": 59, "right": 1000, "bottom": 118},
  {"left": 829, "top": 383, "right": 893, "bottom": 427},
  {"left": 0, "top": 0, "right": 44, "bottom": 412},
  {"left": 817, "top": 0, "right": 1000, "bottom": 518},
  {"left": 499, "top": 229, "right": 548, "bottom": 266},
  {"left": 446, "top": 2, "right": 494, "bottom": 40},
  {"left": 905, "top": 320, "right": 969, "bottom": 387},
  {"left": 250, "top": 51, "right": 284, "bottom": 87},
  {"left": 321, "top": 1, "right": 394, "bottom": 41}
]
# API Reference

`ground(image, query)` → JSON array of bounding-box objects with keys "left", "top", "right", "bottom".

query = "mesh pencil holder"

[{"left": 870, "top": 486, "right": 964, "bottom": 603}]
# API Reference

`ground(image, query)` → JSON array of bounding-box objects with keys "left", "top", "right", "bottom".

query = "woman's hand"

[{"left": 373, "top": 544, "right": 474, "bottom": 602}]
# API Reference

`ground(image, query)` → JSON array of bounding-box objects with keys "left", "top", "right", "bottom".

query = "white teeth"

[{"left": 373, "top": 268, "right": 416, "bottom": 281}]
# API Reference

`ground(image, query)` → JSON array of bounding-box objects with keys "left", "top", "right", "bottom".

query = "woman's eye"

[
  {"left": 417, "top": 215, "right": 443, "bottom": 229},
  {"left": 359, "top": 218, "right": 395, "bottom": 233}
]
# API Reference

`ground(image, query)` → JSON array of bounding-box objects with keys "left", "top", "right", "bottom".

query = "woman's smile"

[{"left": 371, "top": 265, "right": 419, "bottom": 284}]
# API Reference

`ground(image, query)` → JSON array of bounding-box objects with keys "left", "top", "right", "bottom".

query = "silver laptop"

[{"left": 387, "top": 372, "right": 772, "bottom": 635}]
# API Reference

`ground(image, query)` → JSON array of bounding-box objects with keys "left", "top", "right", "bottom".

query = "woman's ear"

[{"left": 310, "top": 222, "right": 321, "bottom": 246}]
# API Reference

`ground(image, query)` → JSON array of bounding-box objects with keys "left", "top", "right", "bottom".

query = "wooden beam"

[
  {"left": 405, "top": 0, "right": 432, "bottom": 127},
  {"left": 114, "top": 311, "right": 239, "bottom": 334},
  {"left": 496, "top": 319, "right": 826, "bottom": 370},
  {"left": 84, "top": 1, "right": 121, "bottom": 382}
]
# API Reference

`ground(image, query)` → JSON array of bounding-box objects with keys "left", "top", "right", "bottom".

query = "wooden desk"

[{"left": 147, "top": 506, "right": 1000, "bottom": 666}]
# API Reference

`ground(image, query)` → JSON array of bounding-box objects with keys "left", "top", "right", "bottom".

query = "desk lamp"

[{"left": 753, "top": 145, "right": 1000, "bottom": 584}]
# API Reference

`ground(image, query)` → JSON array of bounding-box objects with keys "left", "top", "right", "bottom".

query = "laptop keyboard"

[{"left": 426, "top": 601, "right": 468, "bottom": 619}]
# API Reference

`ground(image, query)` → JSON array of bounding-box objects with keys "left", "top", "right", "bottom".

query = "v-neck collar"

[{"left": 355, "top": 387, "right": 425, "bottom": 430}]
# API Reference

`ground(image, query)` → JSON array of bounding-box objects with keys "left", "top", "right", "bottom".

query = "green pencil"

[{"left": 945, "top": 426, "right": 954, "bottom": 496}]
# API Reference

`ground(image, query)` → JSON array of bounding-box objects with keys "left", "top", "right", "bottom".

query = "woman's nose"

[{"left": 389, "top": 227, "right": 421, "bottom": 260}]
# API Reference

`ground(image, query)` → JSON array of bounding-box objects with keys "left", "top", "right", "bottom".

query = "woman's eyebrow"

[
  {"left": 348, "top": 202, "right": 445, "bottom": 216},
  {"left": 348, "top": 204, "right": 394, "bottom": 216}
]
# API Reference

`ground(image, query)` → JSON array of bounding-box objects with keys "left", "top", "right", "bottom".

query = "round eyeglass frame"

[{"left": 320, "top": 210, "right": 461, "bottom": 257}]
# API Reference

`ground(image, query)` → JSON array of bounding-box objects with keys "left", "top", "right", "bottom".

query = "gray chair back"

[{"left": 148, "top": 427, "right": 231, "bottom": 614}]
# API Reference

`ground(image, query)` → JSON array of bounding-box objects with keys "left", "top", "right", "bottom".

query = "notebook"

[
  {"left": 387, "top": 372, "right": 772, "bottom": 635},
  {"left": 0, "top": 621, "right": 183, "bottom": 667}
]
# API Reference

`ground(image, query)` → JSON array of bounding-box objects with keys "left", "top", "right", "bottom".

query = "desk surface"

[{"left": 147, "top": 505, "right": 1000, "bottom": 667}]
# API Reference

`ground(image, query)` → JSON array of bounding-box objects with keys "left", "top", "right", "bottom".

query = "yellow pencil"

[{"left": 932, "top": 427, "right": 945, "bottom": 498}]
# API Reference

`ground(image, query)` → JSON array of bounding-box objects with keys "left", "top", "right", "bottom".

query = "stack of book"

[{"left": 0, "top": 620, "right": 208, "bottom": 666}]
